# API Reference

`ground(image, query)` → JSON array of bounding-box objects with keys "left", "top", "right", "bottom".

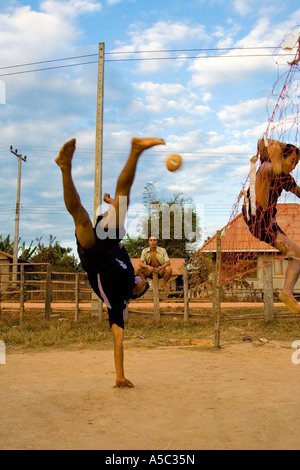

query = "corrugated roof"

[{"left": 201, "top": 204, "right": 300, "bottom": 253}]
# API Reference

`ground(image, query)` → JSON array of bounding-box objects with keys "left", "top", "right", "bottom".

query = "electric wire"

[{"left": 0, "top": 46, "right": 296, "bottom": 78}]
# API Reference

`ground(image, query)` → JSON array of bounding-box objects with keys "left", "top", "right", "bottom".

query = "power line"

[
  {"left": 0, "top": 53, "right": 98, "bottom": 71},
  {"left": 0, "top": 60, "right": 99, "bottom": 77},
  {"left": 0, "top": 46, "right": 295, "bottom": 78},
  {"left": 0, "top": 46, "right": 278, "bottom": 70}
]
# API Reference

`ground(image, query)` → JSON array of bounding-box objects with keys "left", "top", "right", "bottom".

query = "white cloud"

[
  {"left": 189, "top": 50, "right": 275, "bottom": 88},
  {"left": 106, "top": 0, "right": 131, "bottom": 4},
  {"left": 217, "top": 97, "right": 267, "bottom": 127},
  {"left": 113, "top": 20, "right": 209, "bottom": 72},
  {"left": 189, "top": 13, "right": 300, "bottom": 88},
  {"left": 164, "top": 130, "right": 207, "bottom": 153},
  {"left": 131, "top": 81, "right": 211, "bottom": 118},
  {"left": 233, "top": 0, "right": 252, "bottom": 16},
  {"left": 236, "top": 12, "right": 300, "bottom": 48},
  {"left": 41, "top": 0, "right": 102, "bottom": 17},
  {"left": 125, "top": 20, "right": 208, "bottom": 50},
  {"left": 0, "top": 2, "right": 102, "bottom": 67},
  {"left": 133, "top": 82, "right": 186, "bottom": 98},
  {"left": 0, "top": 6, "right": 74, "bottom": 64},
  {"left": 0, "top": 1, "right": 102, "bottom": 154}
]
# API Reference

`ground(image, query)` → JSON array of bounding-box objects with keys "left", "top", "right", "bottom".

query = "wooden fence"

[
  {"left": 0, "top": 260, "right": 289, "bottom": 329},
  {"left": 0, "top": 263, "right": 94, "bottom": 322}
]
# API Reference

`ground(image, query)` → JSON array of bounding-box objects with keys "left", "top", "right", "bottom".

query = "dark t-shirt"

[{"left": 76, "top": 217, "right": 135, "bottom": 329}]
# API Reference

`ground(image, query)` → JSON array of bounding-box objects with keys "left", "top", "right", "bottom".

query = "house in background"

[
  {"left": 199, "top": 204, "right": 300, "bottom": 298},
  {"left": 131, "top": 258, "right": 185, "bottom": 299},
  {"left": 0, "top": 251, "right": 28, "bottom": 291}
]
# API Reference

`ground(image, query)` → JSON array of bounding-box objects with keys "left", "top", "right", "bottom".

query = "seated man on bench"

[{"left": 137, "top": 236, "right": 172, "bottom": 295}]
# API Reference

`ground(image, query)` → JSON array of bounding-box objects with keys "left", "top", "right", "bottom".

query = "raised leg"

[
  {"left": 102, "top": 137, "right": 165, "bottom": 229},
  {"left": 276, "top": 232, "right": 300, "bottom": 314},
  {"left": 55, "top": 139, "right": 96, "bottom": 250}
]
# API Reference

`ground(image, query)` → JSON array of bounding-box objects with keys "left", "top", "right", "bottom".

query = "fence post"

[
  {"left": 20, "top": 264, "right": 25, "bottom": 323},
  {"left": 95, "top": 298, "right": 103, "bottom": 323},
  {"left": 91, "top": 293, "right": 103, "bottom": 323},
  {"left": 183, "top": 263, "right": 189, "bottom": 322},
  {"left": 45, "top": 264, "right": 52, "bottom": 320},
  {"left": 212, "top": 230, "right": 222, "bottom": 348},
  {"left": 75, "top": 273, "right": 79, "bottom": 321},
  {"left": 263, "top": 262, "right": 274, "bottom": 322},
  {"left": 153, "top": 273, "right": 160, "bottom": 323}
]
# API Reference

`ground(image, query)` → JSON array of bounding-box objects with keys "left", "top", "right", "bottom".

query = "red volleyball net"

[{"left": 194, "top": 28, "right": 300, "bottom": 300}]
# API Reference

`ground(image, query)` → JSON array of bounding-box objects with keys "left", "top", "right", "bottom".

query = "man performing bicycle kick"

[{"left": 56, "top": 136, "right": 165, "bottom": 387}]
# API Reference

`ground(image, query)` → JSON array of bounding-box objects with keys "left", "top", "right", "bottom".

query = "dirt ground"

[{"left": 0, "top": 340, "right": 300, "bottom": 450}]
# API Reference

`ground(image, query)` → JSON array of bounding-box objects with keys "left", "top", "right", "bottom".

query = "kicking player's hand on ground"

[{"left": 114, "top": 378, "right": 135, "bottom": 388}]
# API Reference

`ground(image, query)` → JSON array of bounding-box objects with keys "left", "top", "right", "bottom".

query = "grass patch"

[{"left": 0, "top": 308, "right": 299, "bottom": 352}]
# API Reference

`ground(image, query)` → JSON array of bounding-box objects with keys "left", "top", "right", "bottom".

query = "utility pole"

[
  {"left": 92, "top": 42, "right": 105, "bottom": 320},
  {"left": 94, "top": 42, "right": 105, "bottom": 224},
  {"left": 10, "top": 146, "right": 27, "bottom": 278}
]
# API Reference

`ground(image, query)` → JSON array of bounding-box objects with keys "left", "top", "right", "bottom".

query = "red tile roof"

[{"left": 201, "top": 204, "right": 300, "bottom": 253}]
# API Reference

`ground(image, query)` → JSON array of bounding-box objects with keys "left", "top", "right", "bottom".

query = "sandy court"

[{"left": 0, "top": 342, "right": 299, "bottom": 450}]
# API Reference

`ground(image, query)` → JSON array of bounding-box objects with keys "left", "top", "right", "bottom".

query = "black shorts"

[
  {"left": 95, "top": 262, "right": 132, "bottom": 329},
  {"left": 77, "top": 236, "right": 135, "bottom": 329}
]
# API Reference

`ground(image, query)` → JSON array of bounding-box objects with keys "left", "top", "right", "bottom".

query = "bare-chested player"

[
  {"left": 243, "top": 138, "right": 300, "bottom": 314},
  {"left": 137, "top": 236, "right": 172, "bottom": 295},
  {"left": 56, "top": 137, "right": 165, "bottom": 387}
]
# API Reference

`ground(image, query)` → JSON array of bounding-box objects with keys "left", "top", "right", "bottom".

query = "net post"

[
  {"left": 183, "top": 263, "right": 190, "bottom": 323},
  {"left": 212, "top": 230, "right": 222, "bottom": 348},
  {"left": 263, "top": 262, "right": 274, "bottom": 322},
  {"left": 20, "top": 264, "right": 25, "bottom": 323},
  {"left": 75, "top": 273, "right": 79, "bottom": 322},
  {"left": 45, "top": 263, "right": 52, "bottom": 320}
]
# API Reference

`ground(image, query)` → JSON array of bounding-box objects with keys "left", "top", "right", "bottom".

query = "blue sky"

[{"left": 0, "top": 0, "right": 299, "bottom": 256}]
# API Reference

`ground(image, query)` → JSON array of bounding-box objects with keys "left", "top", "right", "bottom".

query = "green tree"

[
  {"left": 141, "top": 185, "right": 201, "bottom": 260},
  {"left": 0, "top": 234, "right": 36, "bottom": 261},
  {"left": 189, "top": 251, "right": 214, "bottom": 289},
  {"left": 122, "top": 234, "right": 146, "bottom": 258},
  {"left": 19, "top": 240, "right": 37, "bottom": 261},
  {"left": 0, "top": 234, "right": 14, "bottom": 255},
  {"left": 31, "top": 235, "right": 81, "bottom": 272},
  {"left": 122, "top": 183, "right": 201, "bottom": 260},
  {"left": 0, "top": 234, "right": 80, "bottom": 271}
]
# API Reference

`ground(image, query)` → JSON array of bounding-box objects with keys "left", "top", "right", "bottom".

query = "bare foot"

[
  {"left": 55, "top": 138, "right": 76, "bottom": 169},
  {"left": 113, "top": 378, "right": 135, "bottom": 388},
  {"left": 278, "top": 291, "right": 300, "bottom": 315},
  {"left": 131, "top": 137, "right": 165, "bottom": 154}
]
